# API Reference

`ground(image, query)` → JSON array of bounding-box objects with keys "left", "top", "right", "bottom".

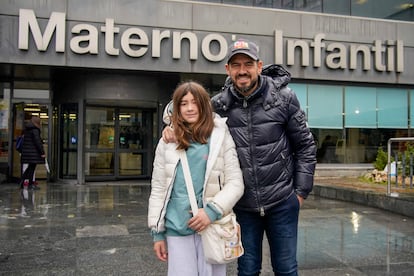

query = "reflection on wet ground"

[{"left": 0, "top": 181, "right": 413, "bottom": 275}]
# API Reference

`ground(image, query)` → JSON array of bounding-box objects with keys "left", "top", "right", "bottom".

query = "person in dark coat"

[
  {"left": 210, "top": 39, "right": 316, "bottom": 276},
  {"left": 163, "top": 39, "right": 317, "bottom": 276},
  {"left": 20, "top": 116, "right": 45, "bottom": 190}
]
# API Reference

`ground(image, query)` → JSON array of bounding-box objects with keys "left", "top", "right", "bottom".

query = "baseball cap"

[{"left": 227, "top": 39, "right": 259, "bottom": 63}]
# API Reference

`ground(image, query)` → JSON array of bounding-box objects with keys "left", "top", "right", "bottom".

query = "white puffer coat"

[{"left": 148, "top": 114, "right": 244, "bottom": 234}]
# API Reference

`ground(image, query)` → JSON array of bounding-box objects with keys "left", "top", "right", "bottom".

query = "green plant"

[
  {"left": 396, "top": 142, "right": 414, "bottom": 172},
  {"left": 374, "top": 142, "right": 414, "bottom": 172},
  {"left": 373, "top": 147, "right": 388, "bottom": 170}
]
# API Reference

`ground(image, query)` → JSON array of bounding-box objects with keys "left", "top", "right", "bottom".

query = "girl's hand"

[
  {"left": 153, "top": 240, "right": 168, "bottom": 262},
  {"left": 188, "top": 208, "right": 211, "bottom": 232}
]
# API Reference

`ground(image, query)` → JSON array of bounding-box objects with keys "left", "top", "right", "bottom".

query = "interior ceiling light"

[
  {"left": 399, "top": 3, "right": 414, "bottom": 9},
  {"left": 24, "top": 108, "right": 41, "bottom": 112},
  {"left": 356, "top": 0, "right": 367, "bottom": 5}
]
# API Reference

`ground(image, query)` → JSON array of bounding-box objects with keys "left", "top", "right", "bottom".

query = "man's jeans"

[{"left": 235, "top": 193, "right": 300, "bottom": 276}]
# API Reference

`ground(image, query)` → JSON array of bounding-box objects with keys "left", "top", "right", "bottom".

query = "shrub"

[{"left": 373, "top": 147, "right": 388, "bottom": 170}]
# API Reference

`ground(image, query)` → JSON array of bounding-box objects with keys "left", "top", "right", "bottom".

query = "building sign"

[
  {"left": 274, "top": 31, "right": 403, "bottom": 72},
  {"left": 18, "top": 9, "right": 227, "bottom": 62},
  {"left": 18, "top": 9, "right": 404, "bottom": 73}
]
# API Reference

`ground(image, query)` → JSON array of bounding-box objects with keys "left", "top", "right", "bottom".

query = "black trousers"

[{"left": 20, "top": 163, "right": 37, "bottom": 187}]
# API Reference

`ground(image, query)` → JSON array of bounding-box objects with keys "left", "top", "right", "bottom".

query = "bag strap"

[{"left": 178, "top": 150, "right": 199, "bottom": 216}]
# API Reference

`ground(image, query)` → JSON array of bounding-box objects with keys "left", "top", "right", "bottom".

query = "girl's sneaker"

[{"left": 22, "top": 180, "right": 29, "bottom": 189}]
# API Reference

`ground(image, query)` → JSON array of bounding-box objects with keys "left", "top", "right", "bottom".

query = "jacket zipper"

[
  {"left": 218, "top": 175, "right": 222, "bottom": 190},
  {"left": 243, "top": 98, "right": 248, "bottom": 108},
  {"left": 260, "top": 207, "right": 265, "bottom": 216},
  {"left": 245, "top": 99, "right": 264, "bottom": 215}
]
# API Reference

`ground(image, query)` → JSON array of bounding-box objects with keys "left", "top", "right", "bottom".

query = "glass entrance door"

[
  {"left": 60, "top": 104, "right": 78, "bottom": 178},
  {"left": 85, "top": 106, "right": 153, "bottom": 180},
  {"left": 85, "top": 107, "right": 115, "bottom": 178}
]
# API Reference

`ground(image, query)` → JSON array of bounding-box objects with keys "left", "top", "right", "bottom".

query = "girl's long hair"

[{"left": 171, "top": 81, "right": 214, "bottom": 150}]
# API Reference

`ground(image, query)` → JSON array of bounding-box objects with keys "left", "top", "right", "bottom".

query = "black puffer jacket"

[
  {"left": 211, "top": 64, "right": 317, "bottom": 213},
  {"left": 21, "top": 121, "right": 45, "bottom": 164}
]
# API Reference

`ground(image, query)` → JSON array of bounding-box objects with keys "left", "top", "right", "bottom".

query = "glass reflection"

[
  {"left": 85, "top": 152, "right": 114, "bottom": 176},
  {"left": 20, "top": 189, "right": 35, "bottom": 217},
  {"left": 351, "top": 211, "right": 361, "bottom": 234},
  {"left": 10, "top": 184, "right": 152, "bottom": 219},
  {"left": 85, "top": 107, "right": 115, "bottom": 150}
]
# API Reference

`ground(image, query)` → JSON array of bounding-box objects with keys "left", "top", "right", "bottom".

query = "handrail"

[{"left": 387, "top": 137, "right": 414, "bottom": 196}]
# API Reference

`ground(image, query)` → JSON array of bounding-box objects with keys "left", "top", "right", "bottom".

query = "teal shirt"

[{"left": 152, "top": 141, "right": 221, "bottom": 241}]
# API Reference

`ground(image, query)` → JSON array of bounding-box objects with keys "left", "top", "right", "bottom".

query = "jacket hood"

[
  {"left": 261, "top": 64, "right": 291, "bottom": 88},
  {"left": 213, "top": 112, "right": 227, "bottom": 127}
]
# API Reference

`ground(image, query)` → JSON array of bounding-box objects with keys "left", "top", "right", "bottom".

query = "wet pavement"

[{"left": 0, "top": 180, "right": 413, "bottom": 275}]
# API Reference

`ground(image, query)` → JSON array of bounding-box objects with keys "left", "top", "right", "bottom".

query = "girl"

[{"left": 148, "top": 81, "right": 244, "bottom": 276}]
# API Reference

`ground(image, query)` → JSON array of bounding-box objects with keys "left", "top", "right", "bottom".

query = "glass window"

[
  {"left": 195, "top": 0, "right": 413, "bottom": 21},
  {"left": 308, "top": 85, "right": 343, "bottom": 129},
  {"left": 294, "top": 0, "right": 322, "bottom": 12},
  {"left": 314, "top": 129, "right": 343, "bottom": 163},
  {"left": 85, "top": 107, "right": 115, "bottom": 149},
  {"left": 377, "top": 88, "right": 408, "bottom": 128},
  {"left": 119, "top": 109, "right": 144, "bottom": 150},
  {"left": 223, "top": 0, "right": 253, "bottom": 6},
  {"left": 253, "top": 0, "right": 278, "bottom": 8},
  {"left": 323, "top": 0, "right": 350, "bottom": 15},
  {"left": 411, "top": 90, "right": 414, "bottom": 128},
  {"left": 345, "top": 86, "right": 376, "bottom": 128},
  {"left": 289, "top": 83, "right": 307, "bottom": 114},
  {"left": 351, "top": 0, "right": 413, "bottom": 20}
]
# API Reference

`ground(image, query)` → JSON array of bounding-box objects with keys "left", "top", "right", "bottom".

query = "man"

[{"left": 163, "top": 38, "right": 316, "bottom": 275}]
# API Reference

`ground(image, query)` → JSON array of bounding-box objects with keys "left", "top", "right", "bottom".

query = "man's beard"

[{"left": 235, "top": 79, "right": 257, "bottom": 96}]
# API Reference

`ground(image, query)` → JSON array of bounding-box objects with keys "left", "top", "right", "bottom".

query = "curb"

[{"left": 312, "top": 184, "right": 414, "bottom": 218}]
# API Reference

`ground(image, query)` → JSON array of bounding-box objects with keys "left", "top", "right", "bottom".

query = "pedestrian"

[
  {"left": 148, "top": 81, "right": 244, "bottom": 276},
  {"left": 318, "top": 135, "right": 337, "bottom": 163},
  {"left": 19, "top": 116, "right": 45, "bottom": 190},
  {"left": 163, "top": 39, "right": 317, "bottom": 275}
]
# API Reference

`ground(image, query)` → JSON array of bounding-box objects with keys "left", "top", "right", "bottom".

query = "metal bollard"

[
  {"left": 402, "top": 153, "right": 406, "bottom": 188},
  {"left": 410, "top": 153, "right": 413, "bottom": 189},
  {"left": 395, "top": 152, "right": 399, "bottom": 187}
]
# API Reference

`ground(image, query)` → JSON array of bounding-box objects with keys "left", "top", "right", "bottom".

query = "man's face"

[{"left": 225, "top": 54, "right": 263, "bottom": 96}]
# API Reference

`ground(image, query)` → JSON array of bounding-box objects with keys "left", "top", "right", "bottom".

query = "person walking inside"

[
  {"left": 19, "top": 116, "right": 45, "bottom": 190},
  {"left": 163, "top": 39, "right": 317, "bottom": 276},
  {"left": 148, "top": 81, "right": 244, "bottom": 276}
]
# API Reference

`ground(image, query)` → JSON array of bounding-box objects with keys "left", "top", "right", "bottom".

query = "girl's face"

[{"left": 179, "top": 92, "right": 199, "bottom": 125}]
